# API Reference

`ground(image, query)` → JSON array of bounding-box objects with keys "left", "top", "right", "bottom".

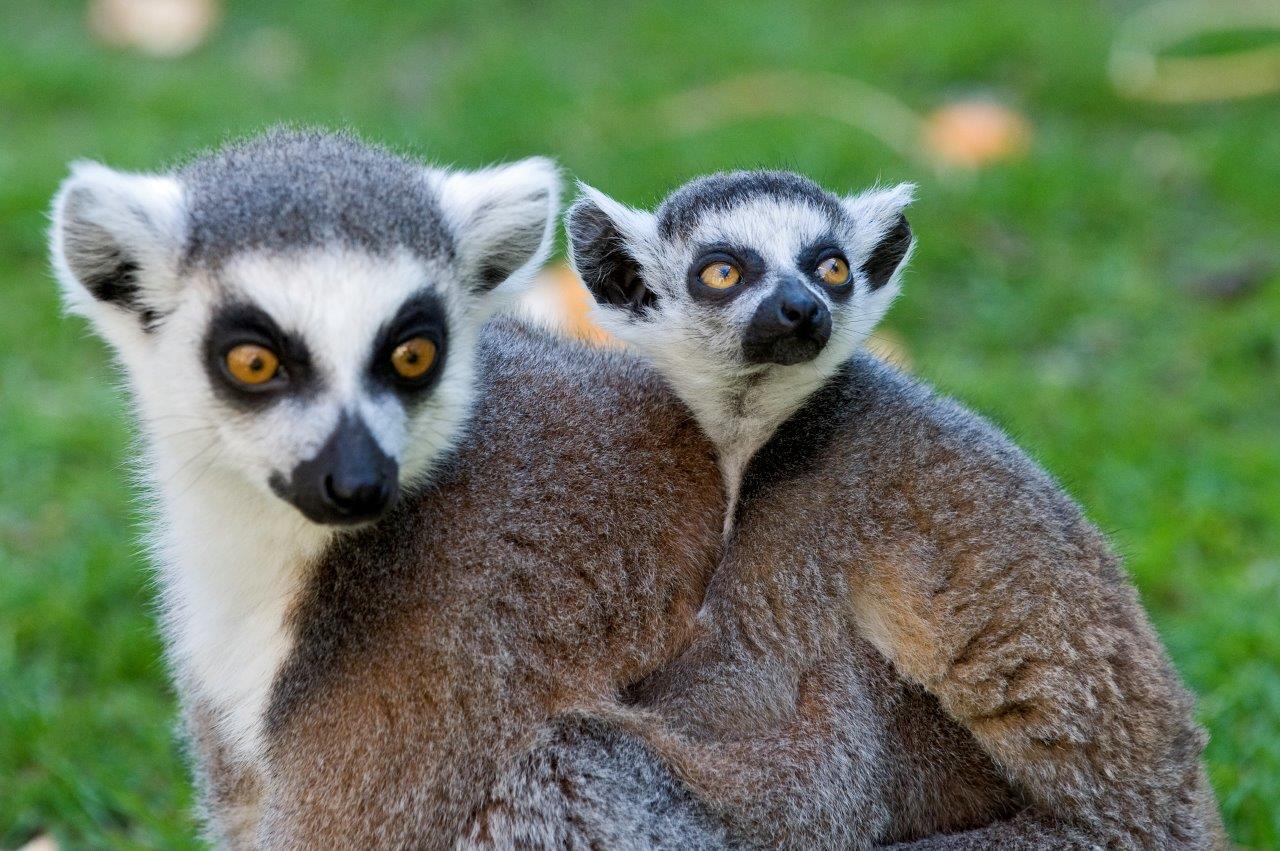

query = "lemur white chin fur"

[
  {"left": 566, "top": 173, "right": 914, "bottom": 532},
  {"left": 49, "top": 130, "right": 559, "bottom": 768}
]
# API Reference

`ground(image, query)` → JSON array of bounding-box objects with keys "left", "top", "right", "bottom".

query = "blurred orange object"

[
  {"left": 519, "top": 263, "right": 618, "bottom": 347},
  {"left": 88, "top": 0, "right": 220, "bottom": 58},
  {"left": 923, "top": 99, "right": 1032, "bottom": 169}
]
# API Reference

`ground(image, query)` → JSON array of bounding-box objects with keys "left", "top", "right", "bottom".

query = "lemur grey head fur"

[
  {"left": 566, "top": 171, "right": 914, "bottom": 471},
  {"left": 51, "top": 129, "right": 559, "bottom": 526}
]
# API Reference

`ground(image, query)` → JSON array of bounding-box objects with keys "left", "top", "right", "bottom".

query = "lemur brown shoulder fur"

[{"left": 567, "top": 172, "right": 1226, "bottom": 849}]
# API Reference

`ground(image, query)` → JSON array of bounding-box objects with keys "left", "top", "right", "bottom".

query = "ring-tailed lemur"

[
  {"left": 50, "top": 130, "right": 736, "bottom": 848},
  {"left": 567, "top": 171, "right": 1225, "bottom": 849}
]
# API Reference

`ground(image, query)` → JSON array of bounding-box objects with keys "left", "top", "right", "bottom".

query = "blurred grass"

[{"left": 0, "top": 0, "right": 1277, "bottom": 847}]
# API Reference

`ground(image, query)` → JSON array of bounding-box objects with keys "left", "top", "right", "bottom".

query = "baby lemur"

[
  {"left": 568, "top": 172, "right": 1225, "bottom": 848},
  {"left": 50, "top": 131, "right": 740, "bottom": 847}
]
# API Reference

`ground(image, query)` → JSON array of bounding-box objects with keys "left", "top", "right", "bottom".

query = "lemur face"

[
  {"left": 51, "top": 131, "right": 558, "bottom": 526},
  {"left": 567, "top": 171, "right": 913, "bottom": 381}
]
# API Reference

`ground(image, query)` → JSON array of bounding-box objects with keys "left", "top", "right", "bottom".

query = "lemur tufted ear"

[
  {"left": 842, "top": 182, "right": 916, "bottom": 291},
  {"left": 50, "top": 162, "right": 188, "bottom": 332},
  {"left": 565, "top": 184, "right": 659, "bottom": 316},
  {"left": 431, "top": 157, "right": 560, "bottom": 295}
]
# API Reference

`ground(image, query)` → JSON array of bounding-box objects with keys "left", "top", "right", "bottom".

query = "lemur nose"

[
  {"left": 272, "top": 413, "right": 400, "bottom": 525},
  {"left": 777, "top": 288, "right": 822, "bottom": 329},
  {"left": 323, "top": 471, "right": 394, "bottom": 518}
]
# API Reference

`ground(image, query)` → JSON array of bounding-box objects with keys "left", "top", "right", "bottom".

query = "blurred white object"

[
  {"left": 658, "top": 71, "right": 1033, "bottom": 175},
  {"left": 88, "top": 0, "right": 221, "bottom": 58},
  {"left": 17, "top": 835, "right": 59, "bottom": 851},
  {"left": 1111, "top": 0, "right": 1280, "bottom": 102},
  {"left": 657, "top": 70, "right": 928, "bottom": 170}
]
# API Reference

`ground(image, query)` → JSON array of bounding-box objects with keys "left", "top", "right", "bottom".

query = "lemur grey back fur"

[{"left": 568, "top": 171, "right": 1226, "bottom": 849}]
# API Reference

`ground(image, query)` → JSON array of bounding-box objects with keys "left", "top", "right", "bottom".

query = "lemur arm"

[
  {"left": 850, "top": 481, "right": 1226, "bottom": 850},
  {"left": 183, "top": 702, "right": 266, "bottom": 850},
  {"left": 455, "top": 715, "right": 738, "bottom": 851},
  {"left": 881, "top": 808, "right": 1097, "bottom": 850},
  {"left": 606, "top": 612, "right": 895, "bottom": 850}
]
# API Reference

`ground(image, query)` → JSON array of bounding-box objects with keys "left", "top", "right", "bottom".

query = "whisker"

[
  {"left": 162, "top": 440, "right": 221, "bottom": 489},
  {"left": 171, "top": 447, "right": 227, "bottom": 503},
  {"left": 153, "top": 426, "right": 217, "bottom": 441}
]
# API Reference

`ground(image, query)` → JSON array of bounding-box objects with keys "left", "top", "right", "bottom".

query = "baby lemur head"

[
  {"left": 51, "top": 129, "right": 558, "bottom": 526},
  {"left": 566, "top": 171, "right": 914, "bottom": 453}
]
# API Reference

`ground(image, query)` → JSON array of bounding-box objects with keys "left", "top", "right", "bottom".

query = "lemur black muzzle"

[
  {"left": 270, "top": 414, "right": 400, "bottom": 526},
  {"left": 742, "top": 277, "right": 833, "bottom": 366}
]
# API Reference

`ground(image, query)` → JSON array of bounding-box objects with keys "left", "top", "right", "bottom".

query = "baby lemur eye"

[
  {"left": 816, "top": 256, "right": 851, "bottom": 287},
  {"left": 225, "top": 344, "right": 280, "bottom": 386},
  {"left": 699, "top": 261, "right": 742, "bottom": 289},
  {"left": 390, "top": 336, "right": 438, "bottom": 380}
]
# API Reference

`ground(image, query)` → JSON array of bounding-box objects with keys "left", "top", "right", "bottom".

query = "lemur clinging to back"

[
  {"left": 49, "top": 130, "right": 741, "bottom": 848},
  {"left": 567, "top": 171, "right": 1225, "bottom": 848}
]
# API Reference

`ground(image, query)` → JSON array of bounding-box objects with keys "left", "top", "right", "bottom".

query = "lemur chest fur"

[
  {"left": 157, "top": 463, "right": 327, "bottom": 765},
  {"left": 695, "top": 369, "right": 826, "bottom": 537}
]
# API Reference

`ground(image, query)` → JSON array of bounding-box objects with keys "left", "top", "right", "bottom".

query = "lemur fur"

[
  {"left": 50, "top": 131, "right": 737, "bottom": 847},
  {"left": 567, "top": 171, "right": 1226, "bottom": 849}
]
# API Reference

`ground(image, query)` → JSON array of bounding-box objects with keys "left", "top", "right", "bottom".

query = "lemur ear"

[
  {"left": 431, "top": 157, "right": 560, "bottom": 295},
  {"left": 565, "top": 184, "right": 658, "bottom": 316},
  {"left": 50, "top": 162, "right": 187, "bottom": 330},
  {"left": 842, "top": 182, "right": 916, "bottom": 291}
]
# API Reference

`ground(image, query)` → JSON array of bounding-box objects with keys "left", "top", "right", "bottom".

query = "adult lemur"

[
  {"left": 50, "top": 130, "right": 740, "bottom": 847},
  {"left": 567, "top": 172, "right": 1226, "bottom": 848}
]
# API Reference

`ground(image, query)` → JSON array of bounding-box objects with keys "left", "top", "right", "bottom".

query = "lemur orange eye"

[
  {"left": 391, "top": 337, "right": 437, "bottom": 379},
  {"left": 225, "top": 344, "right": 280, "bottom": 385},
  {"left": 817, "top": 256, "right": 851, "bottom": 286},
  {"left": 699, "top": 261, "right": 742, "bottom": 289}
]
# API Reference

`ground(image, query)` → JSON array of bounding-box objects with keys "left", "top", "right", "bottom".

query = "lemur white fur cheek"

[
  {"left": 398, "top": 323, "right": 479, "bottom": 486},
  {"left": 125, "top": 291, "right": 229, "bottom": 482}
]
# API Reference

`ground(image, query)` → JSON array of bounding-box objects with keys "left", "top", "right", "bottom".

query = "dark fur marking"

[
  {"left": 735, "top": 360, "right": 855, "bottom": 520},
  {"left": 656, "top": 171, "right": 845, "bottom": 241},
  {"left": 82, "top": 252, "right": 141, "bottom": 308},
  {"left": 566, "top": 198, "right": 655, "bottom": 316},
  {"left": 81, "top": 249, "right": 169, "bottom": 331},
  {"left": 365, "top": 290, "right": 451, "bottom": 405},
  {"left": 862, "top": 213, "right": 912, "bottom": 290},
  {"left": 474, "top": 189, "right": 550, "bottom": 292},
  {"left": 201, "top": 301, "right": 319, "bottom": 411}
]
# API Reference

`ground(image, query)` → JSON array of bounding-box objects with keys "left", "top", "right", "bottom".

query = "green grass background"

[{"left": 1, "top": 0, "right": 1277, "bottom": 847}]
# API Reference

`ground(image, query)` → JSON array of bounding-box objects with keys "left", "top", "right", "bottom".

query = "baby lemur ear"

[
  {"left": 565, "top": 184, "right": 658, "bottom": 316},
  {"left": 50, "top": 162, "right": 187, "bottom": 332},
  {"left": 432, "top": 157, "right": 561, "bottom": 295},
  {"left": 842, "top": 182, "right": 917, "bottom": 290}
]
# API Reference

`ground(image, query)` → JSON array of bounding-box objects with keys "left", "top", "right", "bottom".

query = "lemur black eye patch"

[
  {"left": 686, "top": 244, "right": 766, "bottom": 303},
  {"left": 202, "top": 301, "right": 317, "bottom": 408},
  {"left": 794, "top": 236, "right": 854, "bottom": 300},
  {"left": 367, "top": 290, "right": 449, "bottom": 398}
]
